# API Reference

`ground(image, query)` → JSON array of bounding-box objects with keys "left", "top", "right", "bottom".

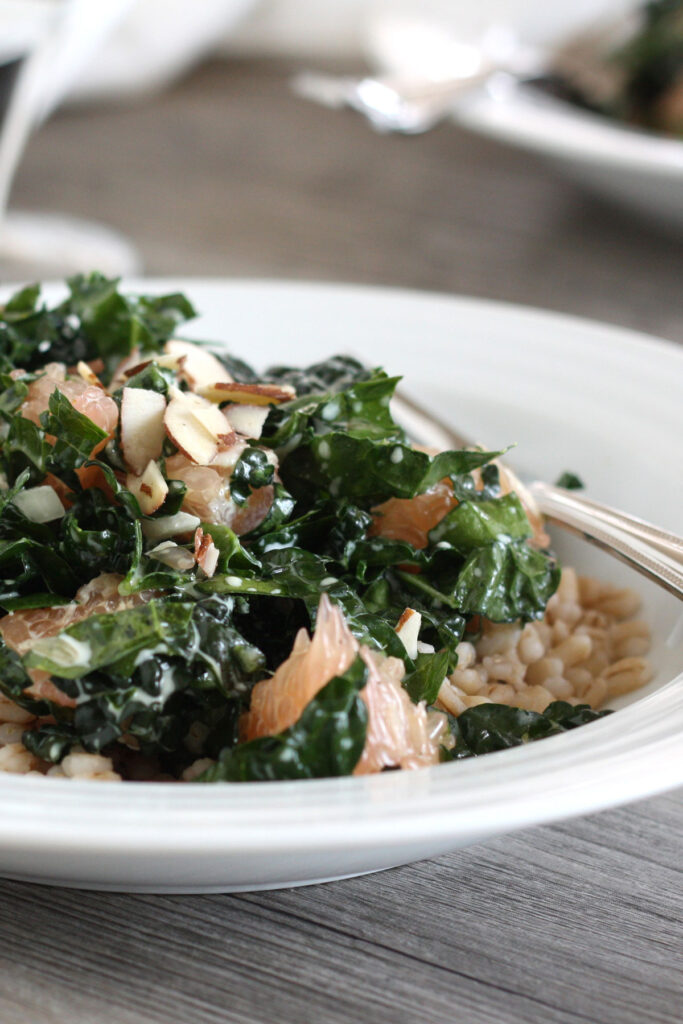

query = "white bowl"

[
  {"left": 0, "top": 279, "right": 681, "bottom": 892},
  {"left": 454, "top": 77, "right": 683, "bottom": 231}
]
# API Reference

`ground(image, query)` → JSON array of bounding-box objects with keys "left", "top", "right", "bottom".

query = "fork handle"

[{"left": 529, "top": 481, "right": 683, "bottom": 600}]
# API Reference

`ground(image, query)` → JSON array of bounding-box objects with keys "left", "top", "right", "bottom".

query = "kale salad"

[{"left": 0, "top": 275, "right": 616, "bottom": 783}]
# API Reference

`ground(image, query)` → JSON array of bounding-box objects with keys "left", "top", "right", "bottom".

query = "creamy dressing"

[{"left": 32, "top": 635, "right": 92, "bottom": 670}]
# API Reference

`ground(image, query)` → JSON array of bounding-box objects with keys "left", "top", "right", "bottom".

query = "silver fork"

[
  {"left": 291, "top": 9, "right": 637, "bottom": 136},
  {"left": 391, "top": 389, "right": 683, "bottom": 600}
]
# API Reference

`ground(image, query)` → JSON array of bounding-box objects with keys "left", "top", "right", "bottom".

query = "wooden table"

[{"left": 2, "top": 59, "right": 681, "bottom": 1024}]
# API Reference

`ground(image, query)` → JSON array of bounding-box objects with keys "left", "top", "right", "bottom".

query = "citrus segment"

[
  {"left": 0, "top": 574, "right": 145, "bottom": 707},
  {"left": 242, "top": 595, "right": 445, "bottom": 773},
  {"left": 166, "top": 453, "right": 274, "bottom": 535},
  {"left": 20, "top": 363, "right": 118, "bottom": 436},
  {"left": 370, "top": 479, "right": 457, "bottom": 549}
]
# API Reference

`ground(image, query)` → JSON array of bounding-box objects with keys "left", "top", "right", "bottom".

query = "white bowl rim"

[{"left": 454, "top": 78, "right": 683, "bottom": 178}]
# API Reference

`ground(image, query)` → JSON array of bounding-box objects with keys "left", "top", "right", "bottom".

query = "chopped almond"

[
  {"left": 395, "top": 608, "right": 422, "bottom": 661},
  {"left": 194, "top": 526, "right": 219, "bottom": 578},
  {"left": 126, "top": 460, "right": 169, "bottom": 515},
  {"left": 120, "top": 387, "right": 167, "bottom": 476},
  {"left": 147, "top": 541, "right": 196, "bottom": 571},
  {"left": 196, "top": 382, "right": 295, "bottom": 406},
  {"left": 142, "top": 511, "right": 200, "bottom": 541}
]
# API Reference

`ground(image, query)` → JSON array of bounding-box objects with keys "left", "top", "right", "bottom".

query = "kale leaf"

[
  {"left": 446, "top": 700, "right": 610, "bottom": 758},
  {"left": 198, "top": 655, "right": 368, "bottom": 781},
  {"left": 6, "top": 596, "right": 266, "bottom": 763},
  {"left": 0, "top": 274, "right": 195, "bottom": 378},
  {"left": 554, "top": 471, "right": 584, "bottom": 491}
]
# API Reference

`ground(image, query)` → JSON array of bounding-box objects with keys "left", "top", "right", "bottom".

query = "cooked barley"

[{"left": 526, "top": 657, "right": 564, "bottom": 687}]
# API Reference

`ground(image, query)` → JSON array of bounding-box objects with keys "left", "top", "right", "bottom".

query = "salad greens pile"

[{"left": 0, "top": 276, "right": 604, "bottom": 781}]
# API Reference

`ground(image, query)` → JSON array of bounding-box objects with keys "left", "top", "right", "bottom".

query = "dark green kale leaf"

[
  {"left": 282, "top": 433, "right": 500, "bottom": 507},
  {"left": 0, "top": 475, "right": 81, "bottom": 602},
  {"left": 403, "top": 650, "right": 449, "bottom": 704},
  {"left": 66, "top": 274, "right": 195, "bottom": 368},
  {"left": 0, "top": 274, "right": 195, "bottom": 378},
  {"left": 24, "top": 600, "right": 196, "bottom": 680},
  {"left": 22, "top": 723, "right": 77, "bottom": 764},
  {"left": 1, "top": 417, "right": 49, "bottom": 486},
  {"left": 199, "top": 546, "right": 408, "bottom": 663},
  {"left": 229, "top": 447, "right": 275, "bottom": 505},
  {"left": 57, "top": 490, "right": 140, "bottom": 581},
  {"left": 117, "top": 360, "right": 176, "bottom": 396},
  {"left": 0, "top": 534, "right": 79, "bottom": 608},
  {"left": 450, "top": 540, "right": 560, "bottom": 622},
  {"left": 554, "top": 471, "right": 584, "bottom": 491},
  {"left": 429, "top": 493, "right": 532, "bottom": 551},
  {"left": 446, "top": 700, "right": 611, "bottom": 758},
  {"left": 11, "top": 595, "right": 266, "bottom": 761},
  {"left": 0, "top": 370, "right": 33, "bottom": 421},
  {"left": 266, "top": 354, "right": 372, "bottom": 395},
  {"left": 0, "top": 635, "right": 53, "bottom": 715},
  {"left": 198, "top": 655, "right": 368, "bottom": 781}
]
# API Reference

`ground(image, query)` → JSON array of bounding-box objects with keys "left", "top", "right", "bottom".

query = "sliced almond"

[
  {"left": 164, "top": 388, "right": 234, "bottom": 465},
  {"left": 197, "top": 382, "right": 295, "bottom": 406},
  {"left": 223, "top": 403, "right": 270, "bottom": 439},
  {"left": 110, "top": 348, "right": 142, "bottom": 391},
  {"left": 76, "top": 361, "right": 104, "bottom": 389},
  {"left": 120, "top": 387, "right": 167, "bottom": 476},
  {"left": 165, "top": 402, "right": 217, "bottom": 465},
  {"left": 188, "top": 401, "right": 234, "bottom": 440},
  {"left": 122, "top": 359, "right": 153, "bottom": 379},
  {"left": 142, "top": 511, "right": 200, "bottom": 542},
  {"left": 126, "top": 460, "right": 169, "bottom": 515},
  {"left": 395, "top": 608, "right": 422, "bottom": 661},
  {"left": 147, "top": 540, "right": 196, "bottom": 571},
  {"left": 194, "top": 526, "right": 219, "bottom": 578},
  {"left": 123, "top": 352, "right": 186, "bottom": 379},
  {"left": 165, "top": 339, "right": 233, "bottom": 391}
]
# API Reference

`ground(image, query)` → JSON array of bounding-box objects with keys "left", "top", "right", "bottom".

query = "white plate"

[
  {"left": 363, "top": 5, "right": 683, "bottom": 231},
  {"left": 1, "top": 279, "right": 682, "bottom": 893},
  {"left": 453, "top": 78, "right": 683, "bottom": 232}
]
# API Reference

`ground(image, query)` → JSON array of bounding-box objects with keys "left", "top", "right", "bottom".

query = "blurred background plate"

[
  {"left": 363, "top": 0, "right": 683, "bottom": 230},
  {"left": 452, "top": 78, "right": 683, "bottom": 231}
]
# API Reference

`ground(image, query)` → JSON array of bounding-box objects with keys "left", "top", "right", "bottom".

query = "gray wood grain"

[
  {"left": 0, "top": 58, "right": 681, "bottom": 1024},
  {"left": 0, "top": 795, "right": 680, "bottom": 1024}
]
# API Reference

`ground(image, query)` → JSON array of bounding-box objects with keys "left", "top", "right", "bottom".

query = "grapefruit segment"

[
  {"left": 21, "top": 364, "right": 118, "bottom": 436},
  {"left": 242, "top": 595, "right": 445, "bottom": 773},
  {"left": 165, "top": 452, "right": 274, "bottom": 534},
  {"left": 370, "top": 480, "right": 457, "bottom": 550},
  {"left": 0, "top": 574, "right": 146, "bottom": 707}
]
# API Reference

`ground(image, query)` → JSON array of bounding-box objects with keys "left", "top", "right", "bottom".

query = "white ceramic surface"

[
  {"left": 0, "top": 279, "right": 681, "bottom": 893},
  {"left": 454, "top": 77, "right": 683, "bottom": 232}
]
